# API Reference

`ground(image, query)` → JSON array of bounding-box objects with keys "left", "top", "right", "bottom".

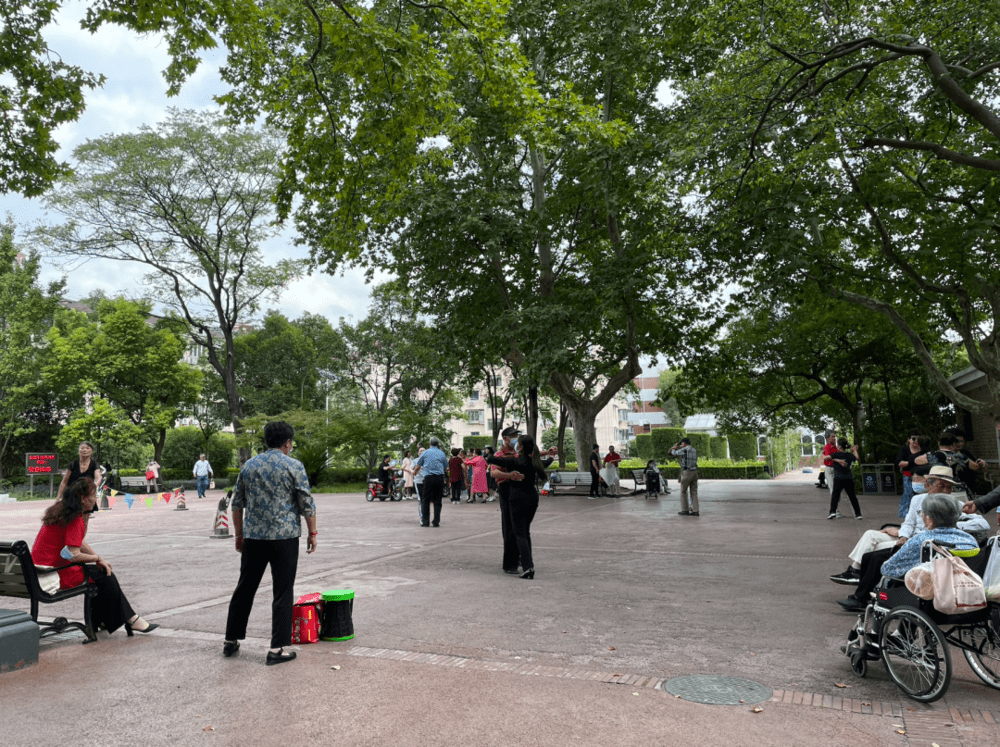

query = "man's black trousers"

[
  {"left": 421, "top": 474, "right": 444, "bottom": 526},
  {"left": 225, "top": 537, "right": 299, "bottom": 648}
]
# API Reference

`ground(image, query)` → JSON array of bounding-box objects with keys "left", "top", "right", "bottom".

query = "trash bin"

[{"left": 320, "top": 589, "right": 355, "bottom": 641}]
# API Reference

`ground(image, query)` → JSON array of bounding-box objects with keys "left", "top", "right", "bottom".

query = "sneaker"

[
  {"left": 855, "top": 515, "right": 864, "bottom": 520},
  {"left": 678, "top": 510, "right": 691, "bottom": 516},
  {"left": 830, "top": 568, "right": 860, "bottom": 585},
  {"left": 827, "top": 513, "right": 838, "bottom": 520}
]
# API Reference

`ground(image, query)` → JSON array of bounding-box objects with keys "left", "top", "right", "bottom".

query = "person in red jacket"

[{"left": 821, "top": 430, "right": 837, "bottom": 498}]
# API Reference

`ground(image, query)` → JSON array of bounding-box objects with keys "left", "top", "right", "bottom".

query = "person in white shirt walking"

[{"left": 193, "top": 454, "right": 214, "bottom": 499}]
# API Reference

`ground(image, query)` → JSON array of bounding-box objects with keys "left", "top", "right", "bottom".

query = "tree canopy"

[{"left": 678, "top": 0, "right": 1000, "bottom": 418}]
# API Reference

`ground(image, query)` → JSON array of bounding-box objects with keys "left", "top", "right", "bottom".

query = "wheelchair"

[{"left": 842, "top": 535, "right": 999, "bottom": 702}]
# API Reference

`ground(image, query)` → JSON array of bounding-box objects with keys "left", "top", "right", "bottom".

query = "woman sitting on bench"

[{"left": 31, "top": 478, "right": 158, "bottom": 636}]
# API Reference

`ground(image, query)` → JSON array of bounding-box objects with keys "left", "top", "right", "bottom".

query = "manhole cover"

[{"left": 662, "top": 675, "right": 772, "bottom": 705}]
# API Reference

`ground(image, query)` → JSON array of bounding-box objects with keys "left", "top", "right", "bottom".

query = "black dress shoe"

[
  {"left": 431, "top": 523, "right": 440, "bottom": 527},
  {"left": 266, "top": 648, "right": 297, "bottom": 666},
  {"left": 677, "top": 510, "right": 691, "bottom": 516},
  {"left": 223, "top": 640, "right": 240, "bottom": 657},
  {"left": 837, "top": 597, "right": 866, "bottom": 612},
  {"left": 519, "top": 568, "right": 535, "bottom": 579},
  {"left": 420, "top": 523, "right": 429, "bottom": 527},
  {"left": 504, "top": 568, "right": 520, "bottom": 575},
  {"left": 689, "top": 511, "right": 700, "bottom": 516}
]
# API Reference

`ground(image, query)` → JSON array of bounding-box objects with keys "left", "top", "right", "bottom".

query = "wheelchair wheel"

[
  {"left": 958, "top": 627, "right": 1000, "bottom": 690},
  {"left": 880, "top": 606, "right": 951, "bottom": 703},
  {"left": 850, "top": 651, "right": 867, "bottom": 677},
  {"left": 366, "top": 490, "right": 375, "bottom": 502}
]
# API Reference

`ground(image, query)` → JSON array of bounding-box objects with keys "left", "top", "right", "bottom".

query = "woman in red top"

[{"left": 31, "top": 478, "right": 158, "bottom": 636}]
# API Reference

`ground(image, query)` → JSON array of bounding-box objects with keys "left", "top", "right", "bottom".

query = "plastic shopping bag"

[
  {"left": 904, "top": 561, "right": 935, "bottom": 600},
  {"left": 982, "top": 537, "right": 1000, "bottom": 602},
  {"left": 932, "top": 544, "right": 987, "bottom": 615}
]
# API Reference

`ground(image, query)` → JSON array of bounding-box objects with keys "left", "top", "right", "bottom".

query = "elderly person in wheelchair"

[
  {"left": 841, "top": 492, "right": 997, "bottom": 703},
  {"left": 877, "top": 494, "right": 978, "bottom": 581},
  {"left": 832, "top": 465, "right": 989, "bottom": 611}
]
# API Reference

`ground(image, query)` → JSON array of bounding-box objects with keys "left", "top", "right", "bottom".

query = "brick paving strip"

[{"left": 39, "top": 628, "right": 1000, "bottom": 737}]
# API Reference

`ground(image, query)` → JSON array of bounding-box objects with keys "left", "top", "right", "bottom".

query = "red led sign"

[{"left": 26, "top": 453, "right": 59, "bottom": 476}]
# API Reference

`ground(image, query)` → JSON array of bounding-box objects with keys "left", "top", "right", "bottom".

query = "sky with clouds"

[
  {"left": 1, "top": 8, "right": 664, "bottom": 377},
  {"left": 0, "top": 6, "right": 379, "bottom": 324}
]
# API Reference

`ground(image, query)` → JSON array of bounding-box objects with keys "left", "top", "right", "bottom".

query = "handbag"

[
  {"left": 549, "top": 472, "right": 562, "bottom": 484},
  {"left": 981, "top": 537, "right": 1000, "bottom": 602},
  {"left": 145, "top": 470, "right": 155, "bottom": 481},
  {"left": 931, "top": 543, "right": 987, "bottom": 615},
  {"left": 209, "top": 479, "right": 216, "bottom": 490}
]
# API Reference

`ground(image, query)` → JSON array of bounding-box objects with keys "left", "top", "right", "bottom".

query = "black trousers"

[
  {"left": 84, "top": 565, "right": 135, "bottom": 634},
  {"left": 421, "top": 474, "right": 444, "bottom": 526},
  {"left": 450, "top": 480, "right": 463, "bottom": 502},
  {"left": 508, "top": 491, "right": 539, "bottom": 571},
  {"left": 589, "top": 467, "right": 600, "bottom": 496},
  {"left": 225, "top": 537, "right": 299, "bottom": 648},
  {"left": 854, "top": 546, "right": 898, "bottom": 602},
  {"left": 499, "top": 483, "right": 519, "bottom": 571},
  {"left": 830, "top": 477, "right": 861, "bottom": 516}
]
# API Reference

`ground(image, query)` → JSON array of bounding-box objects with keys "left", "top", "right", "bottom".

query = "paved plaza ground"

[{"left": 2, "top": 472, "right": 999, "bottom": 746}]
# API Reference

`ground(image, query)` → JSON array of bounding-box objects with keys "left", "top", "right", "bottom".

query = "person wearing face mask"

[
  {"left": 486, "top": 435, "right": 556, "bottom": 579},
  {"left": 31, "top": 478, "right": 158, "bottom": 636},
  {"left": 894, "top": 430, "right": 928, "bottom": 518},
  {"left": 832, "top": 466, "right": 988, "bottom": 610}
]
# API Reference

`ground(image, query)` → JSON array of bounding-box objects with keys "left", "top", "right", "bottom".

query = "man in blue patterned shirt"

[{"left": 223, "top": 421, "right": 317, "bottom": 665}]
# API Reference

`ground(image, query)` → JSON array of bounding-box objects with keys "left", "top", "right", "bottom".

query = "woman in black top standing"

[
  {"left": 486, "top": 435, "right": 553, "bottom": 579},
  {"left": 56, "top": 441, "right": 103, "bottom": 502}
]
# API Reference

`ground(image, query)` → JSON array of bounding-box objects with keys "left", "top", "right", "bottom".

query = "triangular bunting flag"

[
  {"left": 124, "top": 494, "right": 134, "bottom": 509},
  {"left": 163, "top": 492, "right": 171, "bottom": 504},
  {"left": 110, "top": 489, "right": 119, "bottom": 497},
  {"left": 108, "top": 495, "right": 117, "bottom": 509},
  {"left": 144, "top": 497, "right": 153, "bottom": 509}
]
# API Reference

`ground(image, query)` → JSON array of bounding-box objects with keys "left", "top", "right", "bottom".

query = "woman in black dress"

[
  {"left": 486, "top": 435, "right": 552, "bottom": 579},
  {"left": 56, "top": 441, "right": 103, "bottom": 502}
]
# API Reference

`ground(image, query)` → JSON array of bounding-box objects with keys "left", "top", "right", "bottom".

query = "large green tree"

[
  {"left": 44, "top": 297, "right": 202, "bottom": 462},
  {"left": 279, "top": 0, "right": 713, "bottom": 461},
  {"left": 678, "top": 0, "right": 1000, "bottom": 418},
  {"left": 667, "top": 296, "right": 955, "bottom": 459},
  {"left": 0, "top": 220, "right": 64, "bottom": 479},
  {"left": 36, "top": 109, "right": 300, "bottom": 460}
]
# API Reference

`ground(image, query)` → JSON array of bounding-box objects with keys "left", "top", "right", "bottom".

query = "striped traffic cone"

[
  {"left": 210, "top": 495, "right": 231, "bottom": 538},
  {"left": 174, "top": 488, "right": 188, "bottom": 511}
]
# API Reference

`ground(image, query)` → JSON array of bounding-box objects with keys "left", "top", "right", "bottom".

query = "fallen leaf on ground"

[
  {"left": 891, "top": 724, "right": 903, "bottom": 728},
  {"left": 514, "top": 656, "right": 521, "bottom": 660},
  {"left": 632, "top": 692, "right": 639, "bottom": 696},
  {"left": 834, "top": 683, "right": 851, "bottom": 688},
  {"left": 740, "top": 700, "right": 745, "bottom": 704},
  {"left": 751, "top": 707, "right": 764, "bottom": 713},
  {"left": 330, "top": 665, "right": 341, "bottom": 670},
  {"left": 562, "top": 631, "right": 567, "bottom": 633},
  {"left": 933, "top": 743, "right": 940, "bottom": 747},
  {"left": 675, "top": 695, "right": 681, "bottom": 699},
  {"left": 749, "top": 652, "right": 756, "bottom": 656},
  {"left": 895, "top": 730, "right": 905, "bottom": 735},
  {"left": 204, "top": 726, "right": 215, "bottom": 732},
  {"left": 609, "top": 646, "right": 617, "bottom": 651},
  {"left": 613, "top": 673, "right": 622, "bottom": 676}
]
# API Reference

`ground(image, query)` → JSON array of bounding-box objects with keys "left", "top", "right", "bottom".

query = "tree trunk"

[
  {"left": 556, "top": 401, "right": 569, "bottom": 469},
  {"left": 152, "top": 428, "right": 167, "bottom": 466},
  {"left": 564, "top": 400, "right": 599, "bottom": 471},
  {"left": 526, "top": 386, "right": 539, "bottom": 443}
]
